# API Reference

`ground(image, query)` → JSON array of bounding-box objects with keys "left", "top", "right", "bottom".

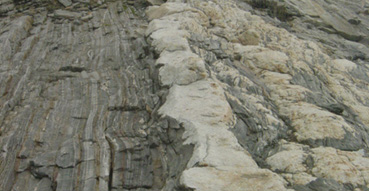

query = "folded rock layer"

[{"left": 0, "top": 0, "right": 368, "bottom": 191}]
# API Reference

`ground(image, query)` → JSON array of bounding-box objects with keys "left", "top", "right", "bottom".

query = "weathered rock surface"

[
  {"left": 1, "top": 0, "right": 369, "bottom": 190},
  {"left": 242, "top": 0, "right": 369, "bottom": 63}
]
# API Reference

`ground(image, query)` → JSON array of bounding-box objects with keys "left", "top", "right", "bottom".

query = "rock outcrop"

[{"left": 0, "top": 0, "right": 369, "bottom": 191}]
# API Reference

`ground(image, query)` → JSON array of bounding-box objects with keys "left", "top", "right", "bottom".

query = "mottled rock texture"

[{"left": 0, "top": 0, "right": 369, "bottom": 191}]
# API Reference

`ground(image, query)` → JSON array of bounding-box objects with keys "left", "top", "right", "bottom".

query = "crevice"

[
  {"left": 105, "top": 135, "right": 114, "bottom": 191},
  {"left": 58, "top": 66, "right": 86, "bottom": 73},
  {"left": 246, "top": 0, "right": 297, "bottom": 21},
  {"left": 107, "top": 105, "right": 143, "bottom": 112},
  {"left": 71, "top": 116, "right": 88, "bottom": 120}
]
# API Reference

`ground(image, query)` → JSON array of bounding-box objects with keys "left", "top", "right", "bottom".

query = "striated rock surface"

[{"left": 1, "top": 0, "right": 369, "bottom": 191}]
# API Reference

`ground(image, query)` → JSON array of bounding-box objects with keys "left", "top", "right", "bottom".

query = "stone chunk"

[
  {"left": 81, "top": 14, "right": 93, "bottom": 21},
  {"left": 156, "top": 51, "right": 207, "bottom": 86},
  {"left": 252, "top": 50, "right": 290, "bottom": 73},
  {"left": 54, "top": 10, "right": 82, "bottom": 19},
  {"left": 279, "top": 102, "right": 354, "bottom": 141},
  {"left": 236, "top": 29, "right": 260, "bottom": 45},
  {"left": 159, "top": 80, "right": 233, "bottom": 127},
  {"left": 152, "top": 35, "right": 189, "bottom": 53},
  {"left": 56, "top": 139, "right": 80, "bottom": 168},
  {"left": 145, "top": 3, "right": 193, "bottom": 20},
  {"left": 266, "top": 150, "right": 307, "bottom": 173},
  {"left": 311, "top": 147, "right": 369, "bottom": 186},
  {"left": 331, "top": 59, "right": 357, "bottom": 72}
]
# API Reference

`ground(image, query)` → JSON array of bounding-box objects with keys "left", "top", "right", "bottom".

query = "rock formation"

[{"left": 0, "top": 0, "right": 369, "bottom": 190}]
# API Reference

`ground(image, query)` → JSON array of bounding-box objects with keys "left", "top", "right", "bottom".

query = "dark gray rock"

[
  {"left": 0, "top": 2, "right": 188, "bottom": 190},
  {"left": 293, "top": 178, "right": 349, "bottom": 191}
]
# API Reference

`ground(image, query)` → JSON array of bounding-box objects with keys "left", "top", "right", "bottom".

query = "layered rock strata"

[
  {"left": 0, "top": 2, "right": 174, "bottom": 191},
  {"left": 1, "top": 0, "right": 369, "bottom": 191}
]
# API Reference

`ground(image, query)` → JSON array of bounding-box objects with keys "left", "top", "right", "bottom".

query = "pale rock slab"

[
  {"left": 251, "top": 50, "right": 290, "bottom": 73},
  {"left": 156, "top": 51, "right": 207, "bottom": 86},
  {"left": 181, "top": 167, "right": 290, "bottom": 191},
  {"left": 152, "top": 35, "right": 190, "bottom": 53},
  {"left": 267, "top": 141, "right": 317, "bottom": 185},
  {"left": 146, "top": 19, "right": 182, "bottom": 36},
  {"left": 158, "top": 79, "right": 289, "bottom": 190},
  {"left": 331, "top": 59, "right": 358, "bottom": 72},
  {"left": 157, "top": 79, "right": 245, "bottom": 169},
  {"left": 260, "top": 71, "right": 292, "bottom": 85},
  {"left": 146, "top": 7, "right": 208, "bottom": 37},
  {"left": 146, "top": 2, "right": 194, "bottom": 21},
  {"left": 324, "top": 67, "right": 369, "bottom": 127},
  {"left": 146, "top": 18, "right": 191, "bottom": 54},
  {"left": 150, "top": 28, "right": 190, "bottom": 45},
  {"left": 269, "top": 84, "right": 311, "bottom": 102},
  {"left": 311, "top": 147, "right": 369, "bottom": 186},
  {"left": 235, "top": 29, "right": 261, "bottom": 46},
  {"left": 158, "top": 80, "right": 233, "bottom": 127},
  {"left": 279, "top": 102, "right": 354, "bottom": 141},
  {"left": 54, "top": 10, "right": 82, "bottom": 19},
  {"left": 266, "top": 149, "right": 307, "bottom": 173},
  {"left": 282, "top": 172, "right": 317, "bottom": 186},
  {"left": 351, "top": 105, "right": 369, "bottom": 127}
]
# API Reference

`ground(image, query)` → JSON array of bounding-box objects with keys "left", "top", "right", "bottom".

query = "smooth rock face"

[{"left": 1, "top": 0, "right": 369, "bottom": 191}]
